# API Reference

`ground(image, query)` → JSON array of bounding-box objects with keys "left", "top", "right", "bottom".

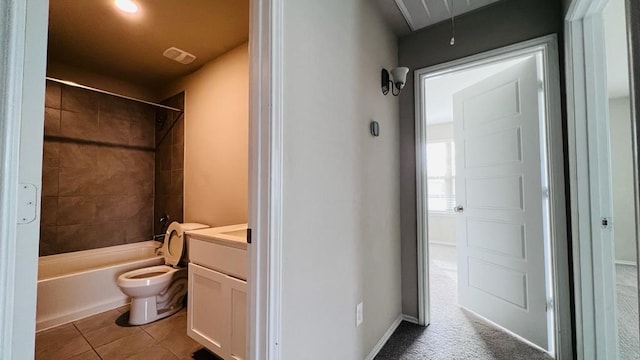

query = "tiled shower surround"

[
  {"left": 154, "top": 93, "right": 185, "bottom": 235},
  {"left": 40, "top": 81, "right": 184, "bottom": 256}
]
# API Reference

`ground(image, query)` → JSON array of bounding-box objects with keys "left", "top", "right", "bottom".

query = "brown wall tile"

[
  {"left": 98, "top": 117, "right": 130, "bottom": 145},
  {"left": 95, "top": 196, "right": 129, "bottom": 223},
  {"left": 171, "top": 142, "right": 184, "bottom": 170},
  {"left": 40, "top": 83, "right": 167, "bottom": 255},
  {"left": 95, "top": 170, "right": 129, "bottom": 196},
  {"left": 44, "top": 108, "right": 61, "bottom": 136},
  {"left": 97, "top": 147, "right": 129, "bottom": 172},
  {"left": 129, "top": 118, "right": 155, "bottom": 148},
  {"left": 59, "top": 167, "right": 97, "bottom": 196},
  {"left": 100, "top": 95, "right": 132, "bottom": 121},
  {"left": 60, "top": 110, "right": 99, "bottom": 141},
  {"left": 128, "top": 169, "right": 154, "bottom": 197},
  {"left": 156, "top": 170, "right": 171, "bottom": 196},
  {"left": 59, "top": 143, "right": 97, "bottom": 169},
  {"left": 172, "top": 118, "right": 184, "bottom": 145},
  {"left": 40, "top": 197, "right": 58, "bottom": 226},
  {"left": 169, "top": 170, "right": 183, "bottom": 196},
  {"left": 41, "top": 167, "right": 59, "bottom": 197},
  {"left": 45, "top": 81, "right": 61, "bottom": 109},
  {"left": 39, "top": 226, "right": 58, "bottom": 256},
  {"left": 57, "top": 197, "right": 96, "bottom": 225},
  {"left": 61, "top": 86, "right": 99, "bottom": 113},
  {"left": 42, "top": 141, "right": 60, "bottom": 168},
  {"left": 126, "top": 219, "right": 152, "bottom": 243}
]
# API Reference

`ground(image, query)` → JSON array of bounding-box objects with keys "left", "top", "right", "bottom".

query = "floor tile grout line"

[{"left": 72, "top": 322, "right": 104, "bottom": 360}]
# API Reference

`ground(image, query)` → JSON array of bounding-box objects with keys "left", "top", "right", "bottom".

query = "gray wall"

[
  {"left": 562, "top": 0, "right": 572, "bottom": 16},
  {"left": 280, "top": 0, "right": 401, "bottom": 357},
  {"left": 398, "top": 0, "right": 563, "bottom": 317}
]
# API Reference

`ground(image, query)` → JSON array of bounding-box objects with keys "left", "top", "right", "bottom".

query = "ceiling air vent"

[{"left": 163, "top": 47, "right": 196, "bottom": 65}]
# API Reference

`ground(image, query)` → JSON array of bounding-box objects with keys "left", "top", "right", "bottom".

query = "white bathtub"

[{"left": 36, "top": 241, "right": 164, "bottom": 332}]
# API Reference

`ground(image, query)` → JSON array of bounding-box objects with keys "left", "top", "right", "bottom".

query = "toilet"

[{"left": 117, "top": 222, "right": 209, "bottom": 325}]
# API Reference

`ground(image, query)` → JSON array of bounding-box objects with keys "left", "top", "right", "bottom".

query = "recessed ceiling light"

[{"left": 114, "top": 0, "right": 138, "bottom": 13}]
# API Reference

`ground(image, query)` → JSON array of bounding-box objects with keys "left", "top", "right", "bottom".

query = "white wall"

[
  {"left": 281, "top": 0, "right": 401, "bottom": 358},
  {"left": 161, "top": 44, "right": 249, "bottom": 228},
  {"left": 609, "top": 96, "right": 637, "bottom": 263}
]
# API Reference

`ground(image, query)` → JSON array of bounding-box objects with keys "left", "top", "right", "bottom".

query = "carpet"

[
  {"left": 616, "top": 264, "right": 639, "bottom": 360},
  {"left": 375, "top": 245, "right": 551, "bottom": 360}
]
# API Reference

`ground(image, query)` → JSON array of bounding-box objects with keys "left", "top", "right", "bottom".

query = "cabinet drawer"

[{"left": 189, "top": 237, "right": 247, "bottom": 280}]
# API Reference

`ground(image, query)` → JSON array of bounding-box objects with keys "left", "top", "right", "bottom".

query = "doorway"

[{"left": 415, "top": 36, "right": 571, "bottom": 359}]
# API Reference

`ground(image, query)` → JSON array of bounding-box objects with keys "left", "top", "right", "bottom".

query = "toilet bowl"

[{"left": 117, "top": 222, "right": 208, "bottom": 325}]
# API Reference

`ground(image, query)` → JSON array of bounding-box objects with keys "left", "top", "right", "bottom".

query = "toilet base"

[{"left": 128, "top": 296, "right": 183, "bottom": 325}]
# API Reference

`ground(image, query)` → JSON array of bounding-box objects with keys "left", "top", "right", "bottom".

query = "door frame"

[
  {"left": 414, "top": 35, "right": 572, "bottom": 359},
  {"left": 0, "top": 0, "right": 284, "bottom": 359},
  {"left": 0, "top": 1, "right": 49, "bottom": 359},
  {"left": 564, "top": 0, "right": 640, "bottom": 358},
  {"left": 248, "top": 0, "right": 284, "bottom": 358}
]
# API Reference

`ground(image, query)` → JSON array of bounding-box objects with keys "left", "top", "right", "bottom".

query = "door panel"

[
  {"left": 462, "top": 80, "right": 521, "bottom": 127},
  {"left": 466, "top": 218, "right": 525, "bottom": 259},
  {"left": 465, "top": 128, "right": 522, "bottom": 167},
  {"left": 454, "top": 56, "right": 549, "bottom": 349},
  {"left": 466, "top": 175, "right": 524, "bottom": 210}
]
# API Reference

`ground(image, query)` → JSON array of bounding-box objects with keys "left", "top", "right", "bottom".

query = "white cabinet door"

[
  {"left": 228, "top": 276, "right": 247, "bottom": 360},
  {"left": 188, "top": 263, "right": 247, "bottom": 360},
  {"left": 188, "top": 263, "right": 228, "bottom": 355},
  {"left": 453, "top": 56, "right": 550, "bottom": 350}
]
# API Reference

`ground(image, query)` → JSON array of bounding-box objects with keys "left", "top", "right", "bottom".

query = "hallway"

[{"left": 376, "top": 245, "right": 551, "bottom": 360}]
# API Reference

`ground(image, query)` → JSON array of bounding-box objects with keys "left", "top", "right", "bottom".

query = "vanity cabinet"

[{"left": 186, "top": 226, "right": 248, "bottom": 360}]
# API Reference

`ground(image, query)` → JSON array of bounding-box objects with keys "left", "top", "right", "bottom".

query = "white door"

[{"left": 453, "top": 56, "right": 550, "bottom": 350}]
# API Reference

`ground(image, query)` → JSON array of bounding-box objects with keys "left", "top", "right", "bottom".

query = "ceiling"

[
  {"left": 603, "top": 0, "right": 630, "bottom": 98},
  {"left": 47, "top": 0, "right": 249, "bottom": 89},
  {"left": 374, "top": 0, "right": 500, "bottom": 36},
  {"left": 425, "top": 57, "right": 528, "bottom": 125}
]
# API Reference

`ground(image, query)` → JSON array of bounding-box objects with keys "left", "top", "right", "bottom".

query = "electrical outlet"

[{"left": 356, "top": 302, "right": 363, "bottom": 327}]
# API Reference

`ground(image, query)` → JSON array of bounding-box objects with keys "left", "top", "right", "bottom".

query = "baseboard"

[
  {"left": 615, "top": 260, "right": 637, "bottom": 266},
  {"left": 364, "top": 314, "right": 403, "bottom": 360},
  {"left": 36, "top": 298, "right": 128, "bottom": 332},
  {"left": 402, "top": 314, "right": 420, "bottom": 324},
  {"left": 428, "top": 241, "right": 456, "bottom": 247}
]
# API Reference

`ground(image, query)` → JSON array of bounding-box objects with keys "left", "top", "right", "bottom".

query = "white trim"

[
  {"left": 248, "top": 0, "right": 283, "bottom": 359},
  {"left": 0, "top": 1, "right": 26, "bottom": 358},
  {"left": 428, "top": 241, "right": 456, "bottom": 247},
  {"left": 0, "top": 0, "right": 48, "bottom": 359},
  {"left": 564, "top": 0, "right": 621, "bottom": 358},
  {"left": 414, "top": 66, "right": 430, "bottom": 326},
  {"left": 414, "top": 35, "right": 572, "bottom": 359},
  {"left": 364, "top": 315, "right": 403, "bottom": 360},
  {"left": 615, "top": 260, "right": 638, "bottom": 266},
  {"left": 402, "top": 314, "right": 420, "bottom": 324}
]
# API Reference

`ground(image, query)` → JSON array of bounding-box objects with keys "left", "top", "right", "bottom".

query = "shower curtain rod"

[{"left": 46, "top": 77, "right": 183, "bottom": 112}]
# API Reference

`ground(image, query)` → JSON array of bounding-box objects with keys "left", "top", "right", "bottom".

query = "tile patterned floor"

[{"left": 35, "top": 307, "right": 203, "bottom": 360}]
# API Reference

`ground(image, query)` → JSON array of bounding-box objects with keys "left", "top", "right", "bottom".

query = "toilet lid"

[{"left": 162, "top": 222, "right": 185, "bottom": 266}]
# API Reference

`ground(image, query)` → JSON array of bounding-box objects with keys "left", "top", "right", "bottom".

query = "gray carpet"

[
  {"left": 616, "top": 264, "right": 639, "bottom": 360},
  {"left": 376, "top": 245, "right": 551, "bottom": 360}
]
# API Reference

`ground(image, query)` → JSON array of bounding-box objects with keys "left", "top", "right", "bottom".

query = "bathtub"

[{"left": 36, "top": 241, "right": 164, "bottom": 332}]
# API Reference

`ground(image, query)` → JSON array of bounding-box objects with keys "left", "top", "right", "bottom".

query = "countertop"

[{"left": 186, "top": 225, "right": 248, "bottom": 250}]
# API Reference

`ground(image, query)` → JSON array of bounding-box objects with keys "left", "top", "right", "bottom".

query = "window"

[{"left": 426, "top": 141, "right": 455, "bottom": 213}]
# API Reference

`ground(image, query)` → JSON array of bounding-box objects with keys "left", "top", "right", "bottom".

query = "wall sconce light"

[{"left": 381, "top": 67, "right": 410, "bottom": 96}]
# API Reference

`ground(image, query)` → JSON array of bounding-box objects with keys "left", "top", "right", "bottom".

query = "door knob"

[{"left": 453, "top": 205, "right": 464, "bottom": 213}]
